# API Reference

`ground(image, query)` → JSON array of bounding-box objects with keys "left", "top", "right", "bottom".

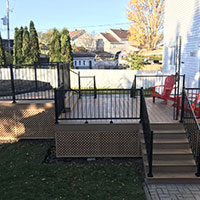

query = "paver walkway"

[{"left": 145, "top": 184, "right": 200, "bottom": 200}]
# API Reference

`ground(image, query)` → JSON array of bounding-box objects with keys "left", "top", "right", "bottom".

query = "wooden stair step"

[
  {"left": 143, "top": 159, "right": 196, "bottom": 174},
  {"left": 144, "top": 159, "right": 196, "bottom": 166},
  {"left": 143, "top": 148, "right": 192, "bottom": 154},
  {"left": 151, "top": 123, "right": 185, "bottom": 131},
  {"left": 141, "top": 138, "right": 188, "bottom": 144},
  {"left": 146, "top": 172, "right": 200, "bottom": 184}
]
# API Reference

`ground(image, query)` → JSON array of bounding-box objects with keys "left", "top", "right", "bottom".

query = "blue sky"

[{"left": 0, "top": 0, "right": 130, "bottom": 39}]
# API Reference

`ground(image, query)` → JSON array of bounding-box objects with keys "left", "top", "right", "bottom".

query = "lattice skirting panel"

[
  {"left": 55, "top": 124, "right": 141, "bottom": 157},
  {"left": 0, "top": 103, "right": 55, "bottom": 141}
]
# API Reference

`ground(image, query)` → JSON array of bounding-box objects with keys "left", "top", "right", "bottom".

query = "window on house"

[
  {"left": 79, "top": 61, "right": 81, "bottom": 66},
  {"left": 83, "top": 61, "right": 85, "bottom": 65},
  {"left": 75, "top": 61, "right": 77, "bottom": 66}
]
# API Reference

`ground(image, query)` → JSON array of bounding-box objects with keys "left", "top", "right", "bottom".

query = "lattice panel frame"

[{"left": 55, "top": 124, "right": 141, "bottom": 157}]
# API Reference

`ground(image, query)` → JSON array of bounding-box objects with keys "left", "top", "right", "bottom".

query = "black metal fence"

[
  {"left": 54, "top": 88, "right": 141, "bottom": 123},
  {"left": 0, "top": 62, "right": 70, "bottom": 102},
  {"left": 181, "top": 89, "right": 200, "bottom": 176},
  {"left": 140, "top": 88, "right": 153, "bottom": 177}
]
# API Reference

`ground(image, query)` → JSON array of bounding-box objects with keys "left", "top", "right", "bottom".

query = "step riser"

[
  {"left": 149, "top": 154, "right": 193, "bottom": 161},
  {"left": 151, "top": 124, "right": 184, "bottom": 131},
  {"left": 145, "top": 166, "right": 196, "bottom": 174},
  {"left": 153, "top": 134, "right": 186, "bottom": 140},
  {"left": 153, "top": 144, "right": 189, "bottom": 150},
  {"left": 142, "top": 143, "right": 189, "bottom": 150}
]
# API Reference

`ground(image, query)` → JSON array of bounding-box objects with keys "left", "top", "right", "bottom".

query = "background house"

[
  {"left": 163, "top": 0, "right": 200, "bottom": 88},
  {"left": 70, "top": 30, "right": 96, "bottom": 51},
  {"left": 69, "top": 29, "right": 85, "bottom": 42},
  {"left": 96, "top": 29, "right": 139, "bottom": 55},
  {"left": 73, "top": 52, "right": 95, "bottom": 69}
]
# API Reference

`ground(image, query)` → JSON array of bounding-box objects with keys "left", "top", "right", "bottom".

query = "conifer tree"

[
  {"left": 0, "top": 35, "right": 6, "bottom": 65},
  {"left": 60, "top": 28, "right": 73, "bottom": 68},
  {"left": 29, "top": 21, "right": 40, "bottom": 64},
  {"left": 22, "top": 26, "right": 31, "bottom": 64},
  {"left": 13, "top": 28, "right": 23, "bottom": 65},
  {"left": 49, "top": 28, "right": 61, "bottom": 62}
]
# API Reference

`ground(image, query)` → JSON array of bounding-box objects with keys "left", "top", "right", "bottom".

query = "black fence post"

[
  {"left": 148, "top": 130, "right": 153, "bottom": 177},
  {"left": 94, "top": 76, "right": 97, "bottom": 99},
  {"left": 78, "top": 71, "right": 81, "bottom": 98},
  {"left": 34, "top": 63, "right": 38, "bottom": 91},
  {"left": 180, "top": 75, "right": 185, "bottom": 123},
  {"left": 68, "top": 63, "right": 71, "bottom": 89},
  {"left": 10, "top": 65, "right": 16, "bottom": 103},
  {"left": 196, "top": 154, "right": 200, "bottom": 177},
  {"left": 57, "top": 62, "right": 60, "bottom": 87},
  {"left": 140, "top": 87, "right": 143, "bottom": 122},
  {"left": 131, "top": 75, "right": 136, "bottom": 98},
  {"left": 54, "top": 89, "right": 58, "bottom": 124}
]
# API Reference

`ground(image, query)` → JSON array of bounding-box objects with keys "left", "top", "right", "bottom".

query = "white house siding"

[
  {"left": 73, "top": 57, "right": 95, "bottom": 69},
  {"left": 163, "top": 0, "right": 200, "bottom": 88}
]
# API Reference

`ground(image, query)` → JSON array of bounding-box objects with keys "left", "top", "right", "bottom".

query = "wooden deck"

[{"left": 59, "top": 94, "right": 178, "bottom": 124}]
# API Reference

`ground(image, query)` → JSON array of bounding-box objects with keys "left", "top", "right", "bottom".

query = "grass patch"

[{"left": 0, "top": 142, "right": 146, "bottom": 200}]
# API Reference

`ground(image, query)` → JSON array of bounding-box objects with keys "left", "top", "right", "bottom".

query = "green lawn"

[{"left": 0, "top": 142, "right": 146, "bottom": 200}]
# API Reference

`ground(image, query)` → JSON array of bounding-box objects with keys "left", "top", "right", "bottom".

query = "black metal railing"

[
  {"left": 54, "top": 85, "right": 65, "bottom": 124},
  {"left": 54, "top": 88, "right": 140, "bottom": 123},
  {"left": 0, "top": 62, "right": 70, "bottom": 102},
  {"left": 140, "top": 88, "right": 153, "bottom": 177},
  {"left": 181, "top": 89, "right": 200, "bottom": 176},
  {"left": 132, "top": 74, "right": 184, "bottom": 97},
  {"left": 79, "top": 76, "right": 97, "bottom": 98}
]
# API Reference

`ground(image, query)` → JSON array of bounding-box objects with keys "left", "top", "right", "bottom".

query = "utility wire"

[{"left": 0, "top": 22, "right": 131, "bottom": 32}]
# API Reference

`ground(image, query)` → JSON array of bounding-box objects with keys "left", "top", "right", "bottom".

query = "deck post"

[
  {"left": 94, "top": 76, "right": 97, "bottom": 99},
  {"left": 54, "top": 89, "right": 59, "bottom": 124},
  {"left": 78, "top": 72, "right": 81, "bottom": 99},
  {"left": 140, "top": 87, "right": 143, "bottom": 123},
  {"left": 34, "top": 63, "right": 38, "bottom": 91},
  {"left": 147, "top": 130, "right": 153, "bottom": 177},
  {"left": 10, "top": 64, "right": 16, "bottom": 103},
  {"left": 180, "top": 75, "right": 185, "bottom": 123}
]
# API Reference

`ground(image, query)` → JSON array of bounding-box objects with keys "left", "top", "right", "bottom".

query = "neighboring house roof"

[
  {"left": 101, "top": 33, "right": 119, "bottom": 43},
  {"left": 110, "top": 29, "right": 129, "bottom": 39},
  {"left": 73, "top": 52, "right": 95, "bottom": 58},
  {"left": 69, "top": 30, "right": 85, "bottom": 40}
]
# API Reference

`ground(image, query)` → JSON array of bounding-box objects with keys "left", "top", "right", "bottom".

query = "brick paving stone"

[
  {"left": 159, "top": 194, "right": 171, "bottom": 198},
  {"left": 188, "top": 185, "right": 199, "bottom": 191},
  {"left": 145, "top": 184, "right": 200, "bottom": 200},
  {"left": 170, "top": 195, "right": 178, "bottom": 200},
  {"left": 194, "top": 195, "right": 200, "bottom": 200},
  {"left": 182, "top": 194, "right": 195, "bottom": 198},
  {"left": 157, "top": 189, "right": 163, "bottom": 194}
]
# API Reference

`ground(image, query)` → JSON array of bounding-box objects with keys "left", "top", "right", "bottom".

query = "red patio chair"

[
  {"left": 151, "top": 75, "right": 175, "bottom": 104},
  {"left": 174, "top": 91, "right": 200, "bottom": 118}
]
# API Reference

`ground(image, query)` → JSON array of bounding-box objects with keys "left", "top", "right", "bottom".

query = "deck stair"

[
  {"left": 141, "top": 123, "right": 200, "bottom": 184},
  {"left": 64, "top": 91, "right": 79, "bottom": 112}
]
